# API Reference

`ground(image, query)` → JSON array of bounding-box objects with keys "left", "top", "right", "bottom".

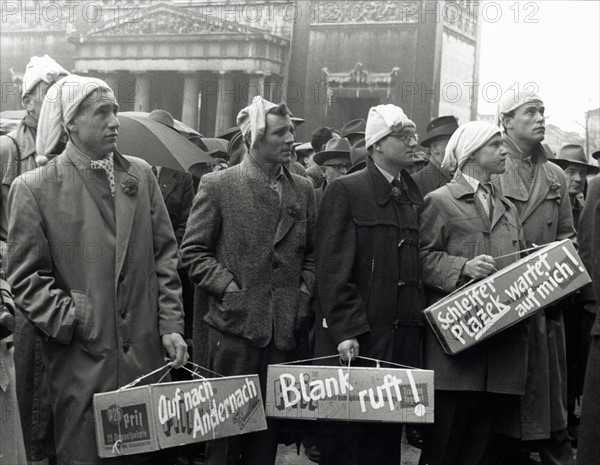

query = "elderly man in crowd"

[
  {"left": 314, "top": 104, "right": 424, "bottom": 465},
  {"left": 313, "top": 137, "right": 352, "bottom": 207},
  {"left": 0, "top": 54, "right": 69, "bottom": 464},
  {"left": 412, "top": 115, "right": 458, "bottom": 197},
  {"left": 494, "top": 90, "right": 576, "bottom": 465},
  {"left": 418, "top": 121, "right": 527, "bottom": 465},
  {"left": 6, "top": 75, "right": 187, "bottom": 465},
  {"left": 180, "top": 96, "right": 316, "bottom": 465}
]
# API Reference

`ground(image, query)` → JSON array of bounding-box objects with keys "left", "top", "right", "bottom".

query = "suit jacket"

[
  {"left": 314, "top": 157, "right": 425, "bottom": 367},
  {"left": 157, "top": 167, "right": 194, "bottom": 245},
  {"left": 412, "top": 158, "right": 452, "bottom": 198},
  {"left": 6, "top": 143, "right": 184, "bottom": 464},
  {"left": 180, "top": 157, "right": 316, "bottom": 351},
  {"left": 419, "top": 175, "right": 528, "bottom": 393}
]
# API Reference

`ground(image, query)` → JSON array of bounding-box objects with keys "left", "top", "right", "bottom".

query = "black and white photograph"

[{"left": 1, "top": 1, "right": 599, "bottom": 464}]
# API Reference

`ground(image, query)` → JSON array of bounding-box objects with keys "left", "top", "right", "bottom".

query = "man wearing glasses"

[
  {"left": 313, "top": 137, "right": 352, "bottom": 208},
  {"left": 314, "top": 104, "right": 424, "bottom": 465}
]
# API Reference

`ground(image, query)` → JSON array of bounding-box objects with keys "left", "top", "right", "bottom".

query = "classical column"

[
  {"left": 214, "top": 71, "right": 234, "bottom": 136},
  {"left": 246, "top": 72, "right": 265, "bottom": 103},
  {"left": 134, "top": 73, "right": 151, "bottom": 112},
  {"left": 181, "top": 73, "right": 200, "bottom": 130}
]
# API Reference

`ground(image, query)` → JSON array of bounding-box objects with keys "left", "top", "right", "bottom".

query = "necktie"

[
  {"left": 90, "top": 155, "right": 115, "bottom": 198},
  {"left": 391, "top": 178, "right": 403, "bottom": 202},
  {"left": 481, "top": 183, "right": 494, "bottom": 221}
]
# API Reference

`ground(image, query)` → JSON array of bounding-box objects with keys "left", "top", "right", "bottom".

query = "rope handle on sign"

[
  {"left": 186, "top": 361, "right": 225, "bottom": 378},
  {"left": 116, "top": 362, "right": 172, "bottom": 392}
]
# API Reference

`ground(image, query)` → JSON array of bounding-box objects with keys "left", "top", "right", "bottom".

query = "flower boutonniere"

[
  {"left": 549, "top": 180, "right": 561, "bottom": 191},
  {"left": 287, "top": 204, "right": 299, "bottom": 218},
  {"left": 121, "top": 178, "right": 139, "bottom": 196}
]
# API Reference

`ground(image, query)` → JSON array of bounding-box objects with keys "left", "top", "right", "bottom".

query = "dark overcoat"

[
  {"left": 494, "top": 137, "right": 576, "bottom": 440},
  {"left": 577, "top": 175, "right": 600, "bottom": 464},
  {"left": 6, "top": 143, "right": 184, "bottom": 465},
  {"left": 313, "top": 157, "right": 425, "bottom": 367},
  {"left": 180, "top": 157, "right": 316, "bottom": 351},
  {"left": 419, "top": 175, "right": 529, "bottom": 393},
  {"left": 157, "top": 167, "right": 194, "bottom": 245},
  {"left": 412, "top": 159, "right": 452, "bottom": 198}
]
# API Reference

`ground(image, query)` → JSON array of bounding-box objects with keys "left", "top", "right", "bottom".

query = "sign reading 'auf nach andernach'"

[{"left": 424, "top": 239, "right": 591, "bottom": 355}]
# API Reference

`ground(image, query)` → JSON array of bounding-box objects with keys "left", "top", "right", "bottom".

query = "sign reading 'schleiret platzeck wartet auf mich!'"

[{"left": 424, "top": 239, "right": 591, "bottom": 355}]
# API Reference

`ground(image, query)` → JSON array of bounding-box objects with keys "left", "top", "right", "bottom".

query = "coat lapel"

[
  {"left": 113, "top": 152, "right": 139, "bottom": 276},
  {"left": 274, "top": 168, "right": 299, "bottom": 245},
  {"left": 449, "top": 176, "right": 491, "bottom": 229},
  {"left": 519, "top": 162, "right": 559, "bottom": 224}
]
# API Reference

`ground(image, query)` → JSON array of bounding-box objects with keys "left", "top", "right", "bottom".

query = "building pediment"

[{"left": 82, "top": 2, "right": 277, "bottom": 39}]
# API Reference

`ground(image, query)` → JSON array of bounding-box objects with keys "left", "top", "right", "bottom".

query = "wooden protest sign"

[
  {"left": 265, "top": 363, "right": 434, "bottom": 424},
  {"left": 424, "top": 239, "right": 591, "bottom": 355},
  {"left": 94, "top": 375, "right": 267, "bottom": 458}
]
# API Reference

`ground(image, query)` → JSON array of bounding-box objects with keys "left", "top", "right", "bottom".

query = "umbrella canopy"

[
  {"left": 119, "top": 111, "right": 203, "bottom": 138},
  {"left": 116, "top": 114, "right": 213, "bottom": 172}
]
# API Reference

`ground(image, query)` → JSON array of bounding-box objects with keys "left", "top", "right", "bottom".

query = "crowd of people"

[{"left": 0, "top": 55, "right": 599, "bottom": 465}]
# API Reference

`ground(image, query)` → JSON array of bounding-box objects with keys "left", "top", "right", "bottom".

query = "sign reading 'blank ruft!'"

[
  {"left": 94, "top": 375, "right": 267, "bottom": 458},
  {"left": 424, "top": 240, "right": 591, "bottom": 355},
  {"left": 265, "top": 364, "right": 434, "bottom": 423}
]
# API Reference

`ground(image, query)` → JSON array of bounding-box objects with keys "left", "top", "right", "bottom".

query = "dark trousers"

[
  {"left": 419, "top": 390, "right": 495, "bottom": 465},
  {"left": 319, "top": 421, "right": 402, "bottom": 465},
  {"left": 578, "top": 335, "right": 600, "bottom": 465},
  {"left": 204, "top": 326, "right": 287, "bottom": 465}
]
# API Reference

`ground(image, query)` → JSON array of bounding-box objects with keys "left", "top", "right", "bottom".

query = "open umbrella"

[
  {"left": 119, "top": 111, "right": 203, "bottom": 138},
  {"left": 116, "top": 114, "right": 213, "bottom": 172}
]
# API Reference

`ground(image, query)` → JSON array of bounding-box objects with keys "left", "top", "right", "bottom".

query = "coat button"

[
  {"left": 123, "top": 342, "right": 130, "bottom": 352},
  {"left": 120, "top": 308, "right": 126, "bottom": 318},
  {"left": 118, "top": 273, "right": 125, "bottom": 283}
]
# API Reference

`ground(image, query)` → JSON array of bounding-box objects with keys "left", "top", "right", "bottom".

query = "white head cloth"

[
  {"left": 365, "top": 104, "right": 416, "bottom": 149},
  {"left": 441, "top": 121, "right": 501, "bottom": 175},
  {"left": 36, "top": 75, "right": 114, "bottom": 158},
  {"left": 496, "top": 88, "right": 543, "bottom": 127},
  {"left": 21, "top": 55, "right": 70, "bottom": 97},
  {"left": 236, "top": 96, "right": 279, "bottom": 149}
]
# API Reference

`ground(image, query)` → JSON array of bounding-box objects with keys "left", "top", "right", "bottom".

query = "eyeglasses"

[
  {"left": 324, "top": 163, "right": 351, "bottom": 171},
  {"left": 389, "top": 132, "right": 419, "bottom": 145}
]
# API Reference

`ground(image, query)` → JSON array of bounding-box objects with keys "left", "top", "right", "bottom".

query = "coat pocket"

[
  {"left": 221, "top": 290, "right": 246, "bottom": 317},
  {"left": 295, "top": 289, "right": 312, "bottom": 333},
  {"left": 72, "top": 291, "right": 99, "bottom": 342}
]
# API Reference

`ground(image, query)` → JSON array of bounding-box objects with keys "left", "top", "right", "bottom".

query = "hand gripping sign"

[{"left": 424, "top": 239, "right": 591, "bottom": 355}]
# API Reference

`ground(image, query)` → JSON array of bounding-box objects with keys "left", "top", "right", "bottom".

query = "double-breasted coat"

[
  {"left": 7, "top": 143, "right": 184, "bottom": 465},
  {"left": 313, "top": 157, "right": 425, "bottom": 367},
  {"left": 419, "top": 175, "right": 529, "bottom": 393},
  {"left": 494, "top": 137, "right": 576, "bottom": 440},
  {"left": 180, "top": 157, "right": 316, "bottom": 352}
]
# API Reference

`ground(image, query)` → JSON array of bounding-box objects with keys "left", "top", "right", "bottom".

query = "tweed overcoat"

[
  {"left": 419, "top": 175, "right": 529, "bottom": 393},
  {"left": 180, "top": 157, "right": 316, "bottom": 351},
  {"left": 313, "top": 157, "right": 425, "bottom": 367},
  {"left": 494, "top": 137, "right": 577, "bottom": 440},
  {"left": 578, "top": 175, "right": 600, "bottom": 463},
  {"left": 6, "top": 143, "right": 184, "bottom": 465}
]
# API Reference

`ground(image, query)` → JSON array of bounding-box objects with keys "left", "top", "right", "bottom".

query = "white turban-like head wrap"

[
  {"left": 21, "top": 55, "right": 70, "bottom": 98},
  {"left": 236, "top": 96, "right": 279, "bottom": 149},
  {"left": 36, "top": 75, "right": 114, "bottom": 163},
  {"left": 496, "top": 88, "right": 543, "bottom": 127},
  {"left": 365, "top": 104, "right": 416, "bottom": 149},
  {"left": 441, "top": 121, "right": 501, "bottom": 175}
]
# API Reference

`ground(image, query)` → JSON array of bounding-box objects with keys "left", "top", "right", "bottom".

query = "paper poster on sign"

[
  {"left": 424, "top": 239, "right": 591, "bottom": 355},
  {"left": 94, "top": 375, "right": 267, "bottom": 458},
  {"left": 265, "top": 364, "right": 434, "bottom": 424}
]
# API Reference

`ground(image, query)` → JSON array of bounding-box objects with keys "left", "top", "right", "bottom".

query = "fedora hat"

[
  {"left": 341, "top": 119, "right": 366, "bottom": 143},
  {"left": 314, "top": 137, "right": 352, "bottom": 166},
  {"left": 420, "top": 115, "right": 459, "bottom": 148},
  {"left": 549, "top": 144, "right": 599, "bottom": 174}
]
